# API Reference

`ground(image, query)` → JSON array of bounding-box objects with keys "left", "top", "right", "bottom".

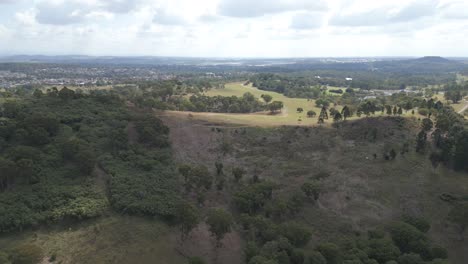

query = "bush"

[
  {"left": 188, "top": 256, "right": 206, "bottom": 264},
  {"left": 307, "top": 251, "right": 326, "bottom": 264},
  {"left": 366, "top": 238, "right": 400, "bottom": 263},
  {"left": 431, "top": 246, "right": 448, "bottom": 260},
  {"left": 397, "top": 253, "right": 424, "bottom": 264},
  {"left": 418, "top": 108, "right": 429, "bottom": 116},
  {"left": 389, "top": 221, "right": 427, "bottom": 253},
  {"left": 279, "top": 222, "right": 311, "bottom": 247},
  {"left": 316, "top": 243, "right": 342, "bottom": 264},
  {"left": 402, "top": 215, "right": 430, "bottom": 233}
]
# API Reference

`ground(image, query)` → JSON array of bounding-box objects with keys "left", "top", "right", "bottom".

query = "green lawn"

[
  {"left": 163, "top": 82, "right": 424, "bottom": 127},
  {"left": 199, "top": 82, "right": 323, "bottom": 126}
]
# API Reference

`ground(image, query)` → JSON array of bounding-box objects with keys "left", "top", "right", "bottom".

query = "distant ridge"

[{"left": 413, "top": 56, "right": 452, "bottom": 63}]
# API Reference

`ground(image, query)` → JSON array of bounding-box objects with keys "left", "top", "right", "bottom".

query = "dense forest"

[{"left": 0, "top": 88, "right": 186, "bottom": 234}]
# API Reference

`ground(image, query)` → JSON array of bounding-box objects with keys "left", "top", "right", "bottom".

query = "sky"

[{"left": 0, "top": 0, "right": 468, "bottom": 57}]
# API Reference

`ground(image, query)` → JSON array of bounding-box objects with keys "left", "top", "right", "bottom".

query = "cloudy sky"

[{"left": 1, "top": 0, "right": 468, "bottom": 57}]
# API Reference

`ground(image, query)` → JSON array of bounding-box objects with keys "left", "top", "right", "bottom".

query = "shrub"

[
  {"left": 307, "top": 251, "right": 327, "bottom": 264},
  {"left": 402, "top": 215, "right": 430, "bottom": 233},
  {"left": 279, "top": 222, "right": 311, "bottom": 247},
  {"left": 366, "top": 238, "right": 400, "bottom": 263},
  {"left": 397, "top": 253, "right": 424, "bottom": 264},
  {"left": 317, "top": 243, "right": 342, "bottom": 264},
  {"left": 389, "top": 221, "right": 426, "bottom": 253},
  {"left": 188, "top": 256, "right": 206, "bottom": 264},
  {"left": 418, "top": 108, "right": 429, "bottom": 116}
]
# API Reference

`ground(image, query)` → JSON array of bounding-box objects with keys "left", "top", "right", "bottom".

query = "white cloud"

[
  {"left": 0, "top": 0, "right": 468, "bottom": 57},
  {"left": 217, "top": 0, "right": 328, "bottom": 18},
  {"left": 290, "top": 12, "right": 324, "bottom": 30}
]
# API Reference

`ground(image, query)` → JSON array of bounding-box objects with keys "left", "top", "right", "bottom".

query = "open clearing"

[
  {"left": 164, "top": 82, "right": 323, "bottom": 126},
  {"left": 162, "top": 82, "right": 425, "bottom": 127}
]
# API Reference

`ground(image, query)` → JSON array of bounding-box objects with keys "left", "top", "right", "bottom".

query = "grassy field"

[
  {"left": 174, "top": 82, "right": 324, "bottom": 126},
  {"left": 0, "top": 215, "right": 186, "bottom": 264},
  {"left": 163, "top": 82, "right": 424, "bottom": 127}
]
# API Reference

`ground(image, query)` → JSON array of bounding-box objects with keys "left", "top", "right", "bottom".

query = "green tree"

[
  {"left": 297, "top": 107, "right": 304, "bottom": 113},
  {"left": 397, "top": 253, "right": 424, "bottom": 264},
  {"left": 301, "top": 182, "right": 321, "bottom": 200},
  {"left": 416, "top": 130, "right": 427, "bottom": 153},
  {"left": 421, "top": 118, "right": 433, "bottom": 132},
  {"left": 397, "top": 107, "right": 403, "bottom": 115},
  {"left": 188, "top": 256, "right": 206, "bottom": 264},
  {"left": 232, "top": 167, "right": 245, "bottom": 182},
  {"left": 389, "top": 221, "right": 427, "bottom": 253},
  {"left": 175, "top": 202, "right": 199, "bottom": 240},
  {"left": 366, "top": 238, "right": 400, "bottom": 263},
  {"left": 307, "top": 110, "right": 316, "bottom": 118},
  {"left": 261, "top": 94, "right": 273, "bottom": 104},
  {"left": 269, "top": 101, "right": 284, "bottom": 114},
  {"left": 58, "top": 87, "right": 75, "bottom": 101},
  {"left": 206, "top": 208, "right": 233, "bottom": 247},
  {"left": 319, "top": 106, "right": 328, "bottom": 120},
  {"left": 317, "top": 243, "right": 342, "bottom": 264},
  {"left": 215, "top": 161, "right": 224, "bottom": 176},
  {"left": 307, "top": 251, "right": 326, "bottom": 264},
  {"left": 279, "top": 222, "right": 311, "bottom": 247},
  {"left": 386, "top": 105, "right": 392, "bottom": 115},
  {"left": 341, "top": 105, "right": 351, "bottom": 120},
  {"left": 333, "top": 112, "right": 342, "bottom": 122}
]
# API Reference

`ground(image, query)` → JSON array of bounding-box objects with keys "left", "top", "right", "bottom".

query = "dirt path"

[{"left": 457, "top": 100, "right": 468, "bottom": 114}]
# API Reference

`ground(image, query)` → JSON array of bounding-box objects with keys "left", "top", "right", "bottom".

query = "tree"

[
  {"left": 307, "top": 110, "right": 316, "bottom": 118},
  {"left": 307, "top": 251, "right": 326, "bottom": 264},
  {"left": 279, "top": 222, "right": 311, "bottom": 247},
  {"left": 301, "top": 182, "right": 321, "bottom": 200},
  {"left": 269, "top": 101, "right": 284, "bottom": 114},
  {"left": 398, "top": 253, "right": 424, "bottom": 264},
  {"left": 389, "top": 221, "right": 426, "bottom": 253},
  {"left": 215, "top": 161, "right": 224, "bottom": 176},
  {"left": 333, "top": 112, "right": 342, "bottom": 122},
  {"left": 453, "top": 131, "right": 468, "bottom": 172},
  {"left": 0, "top": 158, "right": 16, "bottom": 190},
  {"left": 175, "top": 202, "right": 199, "bottom": 240},
  {"left": 397, "top": 107, "right": 403, "bottom": 115},
  {"left": 422, "top": 118, "right": 433, "bottom": 132},
  {"left": 416, "top": 130, "right": 427, "bottom": 153},
  {"left": 179, "top": 164, "right": 213, "bottom": 192},
  {"left": 316, "top": 243, "right": 342, "bottom": 264},
  {"left": 386, "top": 105, "right": 392, "bottom": 115},
  {"left": 296, "top": 107, "right": 303, "bottom": 113},
  {"left": 261, "top": 94, "right": 273, "bottom": 104},
  {"left": 319, "top": 106, "right": 328, "bottom": 120},
  {"left": 188, "top": 256, "right": 207, "bottom": 264},
  {"left": 58, "top": 87, "right": 75, "bottom": 101},
  {"left": 341, "top": 106, "right": 351, "bottom": 120},
  {"left": 393, "top": 106, "right": 398, "bottom": 115},
  {"left": 232, "top": 167, "right": 245, "bottom": 182},
  {"left": 366, "top": 238, "right": 400, "bottom": 263},
  {"left": 33, "top": 89, "right": 43, "bottom": 98},
  {"left": 206, "top": 208, "right": 233, "bottom": 247}
]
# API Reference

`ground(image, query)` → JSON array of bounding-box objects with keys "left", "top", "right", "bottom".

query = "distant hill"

[{"left": 412, "top": 56, "right": 453, "bottom": 63}]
